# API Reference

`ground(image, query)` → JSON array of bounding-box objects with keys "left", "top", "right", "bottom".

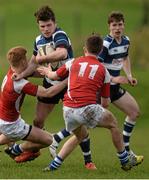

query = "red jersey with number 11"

[{"left": 56, "top": 56, "right": 110, "bottom": 107}]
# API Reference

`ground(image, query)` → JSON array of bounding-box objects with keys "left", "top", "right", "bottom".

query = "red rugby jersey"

[
  {"left": 56, "top": 56, "right": 110, "bottom": 107},
  {"left": 0, "top": 68, "right": 38, "bottom": 122}
]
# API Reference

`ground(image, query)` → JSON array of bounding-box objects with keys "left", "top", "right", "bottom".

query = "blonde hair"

[{"left": 7, "top": 46, "right": 27, "bottom": 67}]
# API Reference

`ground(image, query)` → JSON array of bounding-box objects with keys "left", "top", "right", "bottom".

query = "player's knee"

[
  {"left": 81, "top": 132, "right": 89, "bottom": 141},
  {"left": 129, "top": 108, "right": 140, "bottom": 120},
  {"left": 106, "top": 112, "right": 118, "bottom": 129},
  {"left": 44, "top": 135, "right": 53, "bottom": 146},
  {"left": 33, "top": 118, "right": 44, "bottom": 129}
]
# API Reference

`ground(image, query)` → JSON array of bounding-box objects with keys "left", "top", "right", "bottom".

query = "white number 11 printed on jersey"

[{"left": 78, "top": 62, "right": 99, "bottom": 79}]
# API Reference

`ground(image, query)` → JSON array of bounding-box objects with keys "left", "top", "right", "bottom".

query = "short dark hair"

[
  {"left": 7, "top": 46, "right": 27, "bottom": 67},
  {"left": 85, "top": 33, "right": 103, "bottom": 55},
  {"left": 34, "top": 5, "right": 55, "bottom": 23},
  {"left": 108, "top": 11, "right": 124, "bottom": 24}
]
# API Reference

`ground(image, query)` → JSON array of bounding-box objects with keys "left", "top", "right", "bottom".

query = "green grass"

[
  {"left": 0, "top": 127, "right": 148, "bottom": 179},
  {"left": 0, "top": 0, "right": 149, "bottom": 179}
]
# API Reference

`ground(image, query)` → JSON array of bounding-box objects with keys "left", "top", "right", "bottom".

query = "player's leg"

[
  {"left": 50, "top": 128, "right": 92, "bottom": 168},
  {"left": 79, "top": 134, "right": 93, "bottom": 169},
  {"left": 12, "top": 101, "right": 55, "bottom": 163},
  {"left": 0, "top": 134, "right": 19, "bottom": 159},
  {"left": 5, "top": 126, "right": 53, "bottom": 160},
  {"left": 36, "top": 84, "right": 71, "bottom": 156},
  {"left": 33, "top": 101, "right": 55, "bottom": 128},
  {"left": 44, "top": 125, "right": 90, "bottom": 171},
  {"left": 113, "top": 91, "right": 143, "bottom": 165},
  {"left": 97, "top": 109, "right": 132, "bottom": 171},
  {"left": 49, "top": 128, "right": 71, "bottom": 158},
  {"left": 0, "top": 134, "right": 12, "bottom": 145},
  {"left": 45, "top": 104, "right": 102, "bottom": 172},
  {"left": 48, "top": 88, "right": 92, "bottom": 165},
  {"left": 21, "top": 126, "right": 53, "bottom": 149}
]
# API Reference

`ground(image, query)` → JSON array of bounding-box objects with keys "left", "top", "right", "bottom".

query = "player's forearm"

[
  {"left": 19, "top": 57, "right": 37, "bottom": 78},
  {"left": 123, "top": 57, "right": 132, "bottom": 78},
  {"left": 37, "top": 48, "right": 67, "bottom": 64},
  {"left": 37, "top": 79, "right": 67, "bottom": 97},
  {"left": 46, "top": 78, "right": 67, "bottom": 97},
  {"left": 47, "top": 71, "right": 59, "bottom": 80}
]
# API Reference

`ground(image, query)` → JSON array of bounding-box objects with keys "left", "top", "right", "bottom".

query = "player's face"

[
  {"left": 109, "top": 20, "right": 124, "bottom": 39},
  {"left": 38, "top": 20, "right": 57, "bottom": 38}
]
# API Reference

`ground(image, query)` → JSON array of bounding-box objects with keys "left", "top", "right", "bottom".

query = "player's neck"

[
  {"left": 85, "top": 52, "right": 97, "bottom": 58},
  {"left": 11, "top": 67, "right": 22, "bottom": 74},
  {"left": 110, "top": 33, "right": 122, "bottom": 44}
]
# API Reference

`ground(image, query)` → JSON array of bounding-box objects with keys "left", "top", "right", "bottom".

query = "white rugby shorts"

[
  {"left": 63, "top": 104, "right": 105, "bottom": 132},
  {"left": 0, "top": 117, "right": 31, "bottom": 141}
]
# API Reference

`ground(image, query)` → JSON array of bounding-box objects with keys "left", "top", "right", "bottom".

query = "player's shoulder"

[
  {"left": 98, "top": 60, "right": 106, "bottom": 69},
  {"left": 122, "top": 35, "right": 130, "bottom": 42},
  {"left": 52, "top": 27, "right": 68, "bottom": 38},
  {"left": 35, "top": 34, "right": 45, "bottom": 44},
  {"left": 103, "top": 35, "right": 114, "bottom": 48},
  {"left": 13, "top": 78, "right": 29, "bottom": 94}
]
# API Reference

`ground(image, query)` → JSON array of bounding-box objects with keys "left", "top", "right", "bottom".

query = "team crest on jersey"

[{"left": 113, "top": 48, "right": 118, "bottom": 52}]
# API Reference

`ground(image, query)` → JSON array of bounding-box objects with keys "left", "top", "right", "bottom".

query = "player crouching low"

[{"left": 0, "top": 46, "right": 67, "bottom": 163}]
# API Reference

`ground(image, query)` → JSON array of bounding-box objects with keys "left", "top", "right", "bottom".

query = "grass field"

[{"left": 0, "top": 0, "right": 149, "bottom": 179}]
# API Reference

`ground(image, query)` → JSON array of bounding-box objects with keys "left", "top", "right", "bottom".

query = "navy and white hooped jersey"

[
  {"left": 98, "top": 35, "right": 130, "bottom": 77},
  {"left": 33, "top": 27, "right": 73, "bottom": 60},
  {"left": 33, "top": 27, "right": 73, "bottom": 84}
]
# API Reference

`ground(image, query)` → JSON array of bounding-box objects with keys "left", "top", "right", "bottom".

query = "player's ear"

[
  {"left": 83, "top": 46, "right": 87, "bottom": 54},
  {"left": 83, "top": 46, "right": 85, "bottom": 52}
]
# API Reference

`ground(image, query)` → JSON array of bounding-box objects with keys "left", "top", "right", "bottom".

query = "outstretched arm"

[{"left": 37, "top": 78, "right": 68, "bottom": 98}]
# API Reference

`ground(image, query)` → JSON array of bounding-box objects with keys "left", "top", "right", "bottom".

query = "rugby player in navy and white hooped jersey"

[
  {"left": 11, "top": 6, "right": 93, "bottom": 168},
  {"left": 98, "top": 11, "right": 143, "bottom": 165}
]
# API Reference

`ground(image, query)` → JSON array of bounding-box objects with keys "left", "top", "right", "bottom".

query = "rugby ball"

[{"left": 39, "top": 43, "right": 59, "bottom": 70}]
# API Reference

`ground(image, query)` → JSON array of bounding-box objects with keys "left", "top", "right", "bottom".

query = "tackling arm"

[{"left": 36, "top": 78, "right": 68, "bottom": 97}]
